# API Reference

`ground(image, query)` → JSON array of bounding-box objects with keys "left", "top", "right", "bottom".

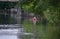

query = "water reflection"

[
  {"left": 0, "top": 28, "right": 24, "bottom": 39},
  {"left": 0, "top": 35, "right": 18, "bottom": 39}
]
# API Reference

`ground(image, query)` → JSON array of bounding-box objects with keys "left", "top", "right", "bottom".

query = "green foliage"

[
  {"left": 19, "top": 0, "right": 60, "bottom": 14},
  {"left": 19, "top": 0, "right": 60, "bottom": 26},
  {"left": 43, "top": 7, "right": 60, "bottom": 25},
  {"left": 22, "top": 2, "right": 34, "bottom": 11},
  {"left": 19, "top": 0, "right": 60, "bottom": 39}
]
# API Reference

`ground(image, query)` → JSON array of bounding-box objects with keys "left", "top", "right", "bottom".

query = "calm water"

[
  {"left": 0, "top": 35, "right": 18, "bottom": 39},
  {"left": 0, "top": 28, "right": 23, "bottom": 39}
]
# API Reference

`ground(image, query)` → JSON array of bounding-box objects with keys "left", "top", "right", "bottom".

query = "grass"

[
  {"left": 23, "top": 20, "right": 42, "bottom": 32},
  {"left": 23, "top": 20, "right": 47, "bottom": 39},
  {"left": 23, "top": 20, "right": 59, "bottom": 39}
]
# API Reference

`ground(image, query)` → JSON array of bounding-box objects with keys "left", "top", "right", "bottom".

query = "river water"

[
  {"left": 0, "top": 28, "right": 24, "bottom": 39},
  {"left": 0, "top": 35, "right": 18, "bottom": 39}
]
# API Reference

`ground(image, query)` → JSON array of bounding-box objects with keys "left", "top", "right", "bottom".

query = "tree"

[{"left": 19, "top": 0, "right": 60, "bottom": 39}]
